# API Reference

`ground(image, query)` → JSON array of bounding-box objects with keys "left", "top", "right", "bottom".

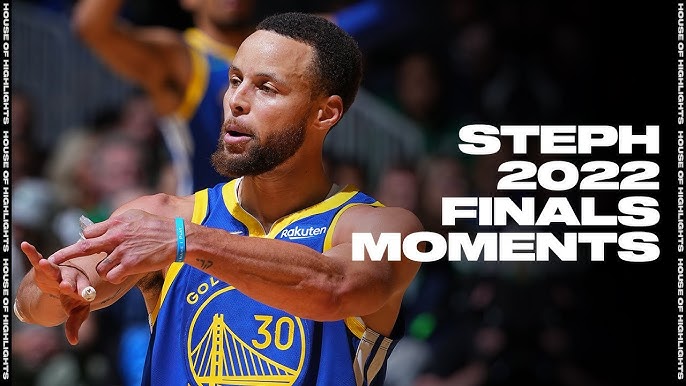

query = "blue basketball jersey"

[
  {"left": 141, "top": 179, "right": 402, "bottom": 386},
  {"left": 161, "top": 29, "right": 235, "bottom": 194}
]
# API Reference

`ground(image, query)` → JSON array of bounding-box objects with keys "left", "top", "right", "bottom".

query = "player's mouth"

[{"left": 223, "top": 123, "right": 253, "bottom": 145}]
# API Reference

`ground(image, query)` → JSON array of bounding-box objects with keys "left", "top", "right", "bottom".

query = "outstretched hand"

[
  {"left": 48, "top": 209, "right": 178, "bottom": 284},
  {"left": 21, "top": 241, "right": 92, "bottom": 345}
]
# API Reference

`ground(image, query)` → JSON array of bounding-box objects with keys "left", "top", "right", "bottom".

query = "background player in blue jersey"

[
  {"left": 73, "top": 0, "right": 256, "bottom": 193},
  {"left": 72, "top": 3, "right": 256, "bottom": 383},
  {"left": 16, "top": 12, "right": 422, "bottom": 386}
]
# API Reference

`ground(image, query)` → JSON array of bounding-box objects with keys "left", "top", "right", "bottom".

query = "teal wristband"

[{"left": 175, "top": 217, "right": 186, "bottom": 262}]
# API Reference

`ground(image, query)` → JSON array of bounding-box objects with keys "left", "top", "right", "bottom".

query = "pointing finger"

[
  {"left": 48, "top": 238, "right": 110, "bottom": 265},
  {"left": 23, "top": 242, "right": 61, "bottom": 280},
  {"left": 81, "top": 217, "right": 110, "bottom": 239},
  {"left": 21, "top": 242, "right": 44, "bottom": 269}
]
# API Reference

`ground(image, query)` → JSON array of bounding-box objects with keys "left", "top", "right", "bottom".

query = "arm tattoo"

[
  {"left": 97, "top": 287, "right": 123, "bottom": 306},
  {"left": 196, "top": 259, "right": 213, "bottom": 270}
]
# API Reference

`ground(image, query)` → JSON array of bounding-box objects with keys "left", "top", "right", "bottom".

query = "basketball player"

[
  {"left": 16, "top": 13, "right": 422, "bottom": 385},
  {"left": 73, "top": 0, "right": 256, "bottom": 193}
]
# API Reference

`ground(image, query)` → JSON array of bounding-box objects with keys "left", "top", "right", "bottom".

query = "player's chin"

[{"left": 223, "top": 137, "right": 254, "bottom": 153}]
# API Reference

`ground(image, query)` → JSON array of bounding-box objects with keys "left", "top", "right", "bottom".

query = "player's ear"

[{"left": 314, "top": 95, "right": 343, "bottom": 132}]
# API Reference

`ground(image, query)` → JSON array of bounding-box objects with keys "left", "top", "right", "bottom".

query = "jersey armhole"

[
  {"left": 192, "top": 188, "right": 209, "bottom": 225},
  {"left": 149, "top": 189, "right": 209, "bottom": 327},
  {"left": 324, "top": 201, "right": 382, "bottom": 338},
  {"left": 322, "top": 201, "right": 382, "bottom": 251}
]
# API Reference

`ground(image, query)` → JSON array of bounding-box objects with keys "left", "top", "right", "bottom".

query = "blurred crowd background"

[{"left": 10, "top": 0, "right": 670, "bottom": 385}]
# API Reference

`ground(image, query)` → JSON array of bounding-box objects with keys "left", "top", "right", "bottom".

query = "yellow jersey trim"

[
  {"left": 322, "top": 200, "right": 382, "bottom": 339},
  {"left": 222, "top": 180, "right": 266, "bottom": 236},
  {"left": 184, "top": 28, "right": 238, "bottom": 62},
  {"left": 221, "top": 179, "right": 362, "bottom": 238},
  {"left": 150, "top": 189, "right": 209, "bottom": 327},
  {"left": 344, "top": 317, "right": 367, "bottom": 340},
  {"left": 151, "top": 262, "right": 183, "bottom": 328},
  {"left": 266, "top": 185, "right": 359, "bottom": 238},
  {"left": 176, "top": 45, "right": 209, "bottom": 121},
  {"left": 192, "top": 188, "right": 210, "bottom": 224},
  {"left": 322, "top": 201, "right": 383, "bottom": 252}
]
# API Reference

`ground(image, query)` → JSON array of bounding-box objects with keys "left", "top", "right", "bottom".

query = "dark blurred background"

[{"left": 10, "top": 1, "right": 673, "bottom": 385}]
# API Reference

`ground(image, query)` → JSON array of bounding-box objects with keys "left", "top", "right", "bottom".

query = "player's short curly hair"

[{"left": 257, "top": 12, "right": 363, "bottom": 113}]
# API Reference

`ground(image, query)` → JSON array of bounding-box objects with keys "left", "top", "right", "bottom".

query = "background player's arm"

[{"left": 72, "top": 0, "right": 191, "bottom": 114}]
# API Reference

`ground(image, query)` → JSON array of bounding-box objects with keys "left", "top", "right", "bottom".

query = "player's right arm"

[
  {"left": 14, "top": 193, "right": 184, "bottom": 344},
  {"left": 72, "top": 0, "right": 192, "bottom": 114},
  {"left": 15, "top": 242, "right": 144, "bottom": 345}
]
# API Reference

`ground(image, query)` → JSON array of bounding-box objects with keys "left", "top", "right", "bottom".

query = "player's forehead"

[{"left": 232, "top": 30, "right": 314, "bottom": 80}]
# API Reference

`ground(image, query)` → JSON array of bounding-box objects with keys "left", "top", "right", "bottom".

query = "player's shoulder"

[{"left": 337, "top": 204, "right": 423, "bottom": 236}]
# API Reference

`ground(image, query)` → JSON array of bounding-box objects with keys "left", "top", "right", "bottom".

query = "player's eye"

[
  {"left": 258, "top": 83, "right": 276, "bottom": 94},
  {"left": 229, "top": 76, "right": 241, "bottom": 87}
]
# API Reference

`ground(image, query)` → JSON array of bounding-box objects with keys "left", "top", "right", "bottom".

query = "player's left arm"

[
  {"left": 182, "top": 205, "right": 422, "bottom": 327},
  {"left": 200, "top": 205, "right": 422, "bottom": 331},
  {"left": 317, "top": 205, "right": 423, "bottom": 335}
]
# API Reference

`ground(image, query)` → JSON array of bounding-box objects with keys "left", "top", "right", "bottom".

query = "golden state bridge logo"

[{"left": 187, "top": 286, "right": 306, "bottom": 386}]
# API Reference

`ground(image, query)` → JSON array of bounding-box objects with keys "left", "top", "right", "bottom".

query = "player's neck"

[{"left": 238, "top": 160, "right": 332, "bottom": 231}]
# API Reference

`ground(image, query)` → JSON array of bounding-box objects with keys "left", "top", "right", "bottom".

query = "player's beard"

[{"left": 211, "top": 118, "right": 307, "bottom": 177}]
